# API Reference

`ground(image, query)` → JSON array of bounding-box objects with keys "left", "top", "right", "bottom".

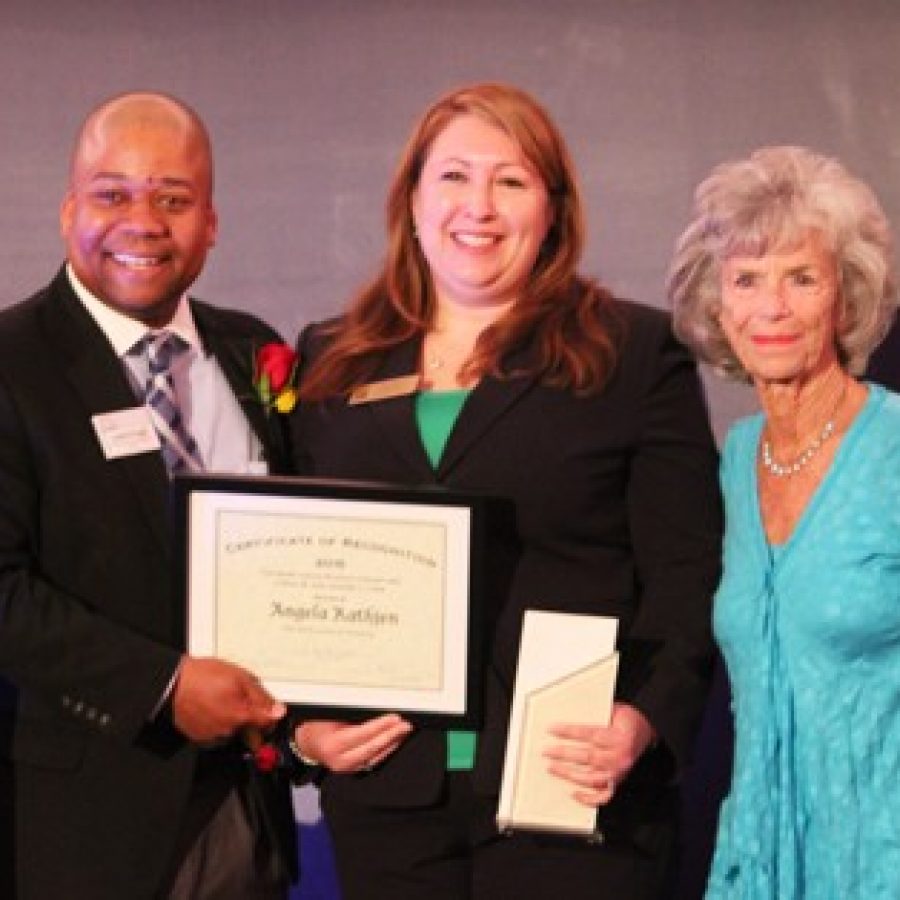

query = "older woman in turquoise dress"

[{"left": 669, "top": 146, "right": 900, "bottom": 899}]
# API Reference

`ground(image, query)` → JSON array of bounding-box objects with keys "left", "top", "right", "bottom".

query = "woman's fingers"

[{"left": 295, "top": 714, "right": 413, "bottom": 773}]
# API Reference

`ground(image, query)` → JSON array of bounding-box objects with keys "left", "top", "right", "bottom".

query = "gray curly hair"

[{"left": 667, "top": 145, "right": 896, "bottom": 379}]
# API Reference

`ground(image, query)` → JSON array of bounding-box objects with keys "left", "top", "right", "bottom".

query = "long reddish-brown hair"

[{"left": 300, "top": 82, "right": 620, "bottom": 400}]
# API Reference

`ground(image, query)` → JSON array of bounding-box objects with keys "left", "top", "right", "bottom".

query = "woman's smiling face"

[
  {"left": 411, "top": 113, "right": 553, "bottom": 311},
  {"left": 718, "top": 229, "right": 842, "bottom": 386}
]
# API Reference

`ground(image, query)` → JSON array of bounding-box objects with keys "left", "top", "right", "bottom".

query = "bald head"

[
  {"left": 69, "top": 92, "right": 214, "bottom": 196},
  {"left": 60, "top": 91, "right": 218, "bottom": 326}
]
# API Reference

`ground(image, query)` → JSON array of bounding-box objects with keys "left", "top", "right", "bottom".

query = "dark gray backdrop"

[
  {"left": 3, "top": 2, "right": 900, "bottom": 897},
  {"left": 5, "top": 0, "right": 900, "bottom": 437}
]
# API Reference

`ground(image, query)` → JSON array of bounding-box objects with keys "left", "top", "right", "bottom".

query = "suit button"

[
  {"left": 61, "top": 695, "right": 72, "bottom": 708},
  {"left": 99, "top": 713, "right": 111, "bottom": 728},
  {"left": 73, "top": 701, "right": 84, "bottom": 715}
]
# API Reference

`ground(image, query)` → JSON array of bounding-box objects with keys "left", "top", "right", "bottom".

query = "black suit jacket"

[
  {"left": 866, "top": 316, "right": 900, "bottom": 390},
  {"left": 291, "top": 299, "right": 722, "bottom": 843},
  {"left": 0, "top": 268, "right": 296, "bottom": 899}
]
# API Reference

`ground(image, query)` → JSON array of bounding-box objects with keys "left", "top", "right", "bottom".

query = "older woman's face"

[
  {"left": 718, "top": 230, "right": 841, "bottom": 385},
  {"left": 411, "top": 114, "right": 553, "bottom": 310}
]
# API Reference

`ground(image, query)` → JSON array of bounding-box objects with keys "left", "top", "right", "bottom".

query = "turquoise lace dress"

[{"left": 707, "top": 384, "right": 900, "bottom": 899}]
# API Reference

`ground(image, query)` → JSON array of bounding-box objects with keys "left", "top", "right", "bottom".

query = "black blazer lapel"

[
  {"left": 365, "top": 338, "right": 435, "bottom": 482},
  {"left": 192, "top": 303, "right": 290, "bottom": 475},
  {"left": 41, "top": 271, "right": 170, "bottom": 554},
  {"left": 362, "top": 337, "right": 539, "bottom": 483},
  {"left": 436, "top": 347, "right": 538, "bottom": 479}
]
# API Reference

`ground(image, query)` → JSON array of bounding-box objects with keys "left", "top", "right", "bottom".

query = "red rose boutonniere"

[
  {"left": 252, "top": 742, "right": 282, "bottom": 773},
  {"left": 253, "top": 342, "right": 299, "bottom": 415},
  {"left": 242, "top": 726, "right": 284, "bottom": 774}
]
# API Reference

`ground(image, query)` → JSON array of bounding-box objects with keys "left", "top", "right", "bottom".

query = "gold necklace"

[{"left": 423, "top": 336, "right": 473, "bottom": 372}]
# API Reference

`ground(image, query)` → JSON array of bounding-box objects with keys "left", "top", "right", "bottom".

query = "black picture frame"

[{"left": 172, "top": 473, "right": 494, "bottom": 729}]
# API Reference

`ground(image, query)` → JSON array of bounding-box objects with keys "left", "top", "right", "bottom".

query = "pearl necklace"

[
  {"left": 759, "top": 375, "right": 849, "bottom": 478},
  {"left": 760, "top": 419, "right": 836, "bottom": 477}
]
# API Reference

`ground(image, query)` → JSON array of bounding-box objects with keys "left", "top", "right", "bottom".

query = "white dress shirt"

[{"left": 66, "top": 264, "right": 266, "bottom": 475}]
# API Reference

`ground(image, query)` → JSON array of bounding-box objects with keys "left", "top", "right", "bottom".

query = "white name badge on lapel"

[{"left": 92, "top": 407, "right": 161, "bottom": 460}]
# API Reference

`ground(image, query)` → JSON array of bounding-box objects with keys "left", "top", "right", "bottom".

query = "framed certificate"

[{"left": 172, "top": 474, "right": 494, "bottom": 728}]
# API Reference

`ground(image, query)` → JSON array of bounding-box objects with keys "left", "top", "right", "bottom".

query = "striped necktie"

[{"left": 136, "top": 331, "right": 204, "bottom": 476}]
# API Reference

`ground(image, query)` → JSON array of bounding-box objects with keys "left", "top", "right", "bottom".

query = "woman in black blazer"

[{"left": 289, "top": 82, "right": 722, "bottom": 900}]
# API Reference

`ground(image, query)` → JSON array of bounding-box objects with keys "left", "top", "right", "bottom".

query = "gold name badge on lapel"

[{"left": 348, "top": 374, "right": 420, "bottom": 406}]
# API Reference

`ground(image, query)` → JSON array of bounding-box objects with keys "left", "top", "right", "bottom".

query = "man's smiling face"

[{"left": 60, "top": 99, "right": 217, "bottom": 327}]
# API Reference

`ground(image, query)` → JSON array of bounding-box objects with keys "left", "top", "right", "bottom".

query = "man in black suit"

[{"left": 0, "top": 92, "right": 297, "bottom": 898}]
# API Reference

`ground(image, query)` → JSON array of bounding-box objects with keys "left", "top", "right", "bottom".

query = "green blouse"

[{"left": 414, "top": 389, "right": 476, "bottom": 771}]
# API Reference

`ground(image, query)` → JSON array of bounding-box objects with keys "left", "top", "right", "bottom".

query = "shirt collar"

[{"left": 66, "top": 263, "right": 205, "bottom": 358}]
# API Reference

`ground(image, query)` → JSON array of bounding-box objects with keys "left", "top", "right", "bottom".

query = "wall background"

[
  {"left": 6, "top": 0, "right": 900, "bottom": 437},
  {"left": 3, "top": 1, "right": 899, "bottom": 896}
]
